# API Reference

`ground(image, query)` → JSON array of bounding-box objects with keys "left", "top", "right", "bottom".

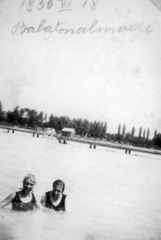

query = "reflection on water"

[{"left": 0, "top": 130, "right": 161, "bottom": 240}]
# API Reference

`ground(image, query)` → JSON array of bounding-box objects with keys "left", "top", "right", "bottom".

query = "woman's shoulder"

[
  {"left": 31, "top": 192, "right": 38, "bottom": 203},
  {"left": 12, "top": 191, "right": 22, "bottom": 202},
  {"left": 45, "top": 191, "right": 52, "bottom": 198},
  {"left": 46, "top": 191, "right": 51, "bottom": 195},
  {"left": 9, "top": 192, "right": 17, "bottom": 199},
  {"left": 0, "top": 192, "right": 17, "bottom": 207}
]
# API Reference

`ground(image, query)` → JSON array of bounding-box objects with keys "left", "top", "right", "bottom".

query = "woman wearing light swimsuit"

[{"left": 0, "top": 174, "right": 40, "bottom": 211}]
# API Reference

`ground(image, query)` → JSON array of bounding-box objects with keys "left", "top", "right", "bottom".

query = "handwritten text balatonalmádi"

[{"left": 11, "top": 19, "right": 154, "bottom": 35}]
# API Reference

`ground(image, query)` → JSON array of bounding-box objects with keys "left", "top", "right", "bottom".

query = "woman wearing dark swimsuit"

[
  {"left": 41, "top": 180, "right": 69, "bottom": 212},
  {"left": 0, "top": 174, "right": 40, "bottom": 211}
]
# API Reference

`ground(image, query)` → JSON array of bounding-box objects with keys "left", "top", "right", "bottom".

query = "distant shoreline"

[
  {"left": 59, "top": 136, "right": 161, "bottom": 156},
  {"left": 0, "top": 125, "right": 160, "bottom": 156}
]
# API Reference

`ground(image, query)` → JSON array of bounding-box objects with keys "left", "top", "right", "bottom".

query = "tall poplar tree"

[
  {"left": 143, "top": 129, "right": 146, "bottom": 138},
  {"left": 118, "top": 124, "right": 121, "bottom": 135},
  {"left": 131, "top": 126, "right": 135, "bottom": 137},
  {"left": 147, "top": 128, "right": 150, "bottom": 139},
  {"left": 122, "top": 124, "right": 126, "bottom": 137},
  {"left": 139, "top": 127, "right": 142, "bottom": 137},
  {"left": 154, "top": 130, "right": 157, "bottom": 138},
  {"left": 0, "top": 101, "right": 4, "bottom": 121}
]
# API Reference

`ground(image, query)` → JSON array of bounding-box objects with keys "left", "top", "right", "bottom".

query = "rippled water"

[{"left": 0, "top": 129, "right": 161, "bottom": 240}]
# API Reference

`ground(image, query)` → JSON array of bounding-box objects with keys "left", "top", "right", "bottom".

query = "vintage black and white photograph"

[{"left": 0, "top": 0, "right": 161, "bottom": 239}]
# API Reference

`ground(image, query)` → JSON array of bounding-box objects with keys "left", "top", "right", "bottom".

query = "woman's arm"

[
  {"left": 40, "top": 193, "right": 46, "bottom": 207},
  {"left": 0, "top": 193, "right": 16, "bottom": 208},
  {"left": 34, "top": 196, "right": 41, "bottom": 209},
  {"left": 65, "top": 197, "right": 70, "bottom": 212},
  {"left": 33, "top": 193, "right": 45, "bottom": 209}
]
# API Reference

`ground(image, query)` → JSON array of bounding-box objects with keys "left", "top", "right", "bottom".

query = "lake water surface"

[{"left": 0, "top": 129, "right": 161, "bottom": 240}]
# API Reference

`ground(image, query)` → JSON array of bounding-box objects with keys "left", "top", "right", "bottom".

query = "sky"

[{"left": 0, "top": 0, "right": 161, "bottom": 137}]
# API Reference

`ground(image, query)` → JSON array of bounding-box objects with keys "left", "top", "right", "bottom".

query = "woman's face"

[
  {"left": 23, "top": 179, "right": 35, "bottom": 194},
  {"left": 52, "top": 185, "right": 63, "bottom": 199}
]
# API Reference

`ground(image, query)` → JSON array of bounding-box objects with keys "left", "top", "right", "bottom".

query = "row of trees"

[
  {"left": 0, "top": 102, "right": 107, "bottom": 138},
  {"left": 117, "top": 124, "right": 152, "bottom": 140},
  {"left": 0, "top": 101, "right": 161, "bottom": 149},
  {"left": 108, "top": 124, "right": 160, "bottom": 148},
  {"left": 49, "top": 114, "right": 107, "bottom": 138}
]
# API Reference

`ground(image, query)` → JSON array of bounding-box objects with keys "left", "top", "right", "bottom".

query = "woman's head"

[
  {"left": 22, "top": 174, "right": 36, "bottom": 193},
  {"left": 53, "top": 180, "right": 65, "bottom": 193},
  {"left": 23, "top": 174, "right": 36, "bottom": 185}
]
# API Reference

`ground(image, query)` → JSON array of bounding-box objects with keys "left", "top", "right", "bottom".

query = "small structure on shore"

[
  {"left": 42, "top": 128, "right": 57, "bottom": 139},
  {"left": 61, "top": 128, "right": 75, "bottom": 138}
]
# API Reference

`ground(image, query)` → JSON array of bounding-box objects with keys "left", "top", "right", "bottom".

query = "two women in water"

[{"left": 0, "top": 174, "right": 68, "bottom": 212}]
